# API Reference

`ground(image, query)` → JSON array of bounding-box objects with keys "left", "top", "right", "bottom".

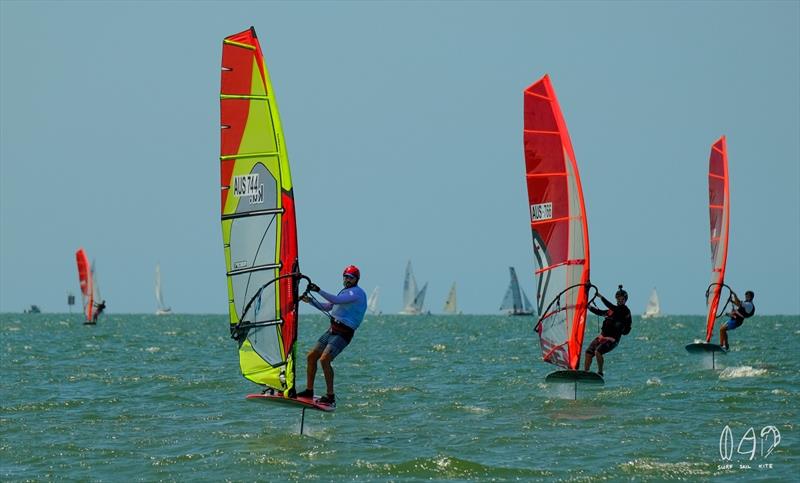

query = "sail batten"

[
  {"left": 220, "top": 27, "right": 299, "bottom": 395},
  {"left": 524, "top": 75, "right": 590, "bottom": 371}
]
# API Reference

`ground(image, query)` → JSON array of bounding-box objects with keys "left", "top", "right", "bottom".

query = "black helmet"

[{"left": 615, "top": 285, "right": 628, "bottom": 300}]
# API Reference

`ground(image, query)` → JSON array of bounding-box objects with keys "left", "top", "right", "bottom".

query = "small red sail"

[
  {"left": 705, "top": 136, "right": 730, "bottom": 342},
  {"left": 524, "top": 75, "right": 591, "bottom": 371},
  {"left": 75, "top": 248, "right": 94, "bottom": 322}
]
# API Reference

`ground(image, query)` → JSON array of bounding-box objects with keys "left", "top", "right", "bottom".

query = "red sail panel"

[
  {"left": 524, "top": 75, "right": 590, "bottom": 370},
  {"left": 705, "top": 136, "right": 730, "bottom": 342},
  {"left": 75, "top": 248, "right": 94, "bottom": 322}
]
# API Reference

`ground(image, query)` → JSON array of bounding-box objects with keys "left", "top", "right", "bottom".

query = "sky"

[{"left": 1, "top": 1, "right": 798, "bottom": 315}]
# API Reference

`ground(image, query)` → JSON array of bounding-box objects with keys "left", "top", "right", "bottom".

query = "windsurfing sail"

[
  {"left": 500, "top": 267, "right": 535, "bottom": 315},
  {"left": 155, "top": 264, "right": 172, "bottom": 315},
  {"left": 704, "top": 136, "right": 730, "bottom": 342},
  {"left": 220, "top": 27, "right": 301, "bottom": 396},
  {"left": 642, "top": 288, "right": 661, "bottom": 319},
  {"left": 75, "top": 248, "right": 94, "bottom": 322},
  {"left": 524, "top": 75, "right": 591, "bottom": 371},
  {"left": 367, "top": 286, "right": 381, "bottom": 315},
  {"left": 443, "top": 282, "right": 458, "bottom": 314}
]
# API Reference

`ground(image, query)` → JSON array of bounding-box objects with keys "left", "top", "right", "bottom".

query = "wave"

[{"left": 719, "top": 366, "right": 768, "bottom": 379}]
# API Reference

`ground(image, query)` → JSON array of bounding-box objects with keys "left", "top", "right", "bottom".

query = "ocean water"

[{"left": 1, "top": 313, "right": 797, "bottom": 481}]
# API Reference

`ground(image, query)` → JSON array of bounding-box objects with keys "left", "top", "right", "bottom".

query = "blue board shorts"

[
  {"left": 312, "top": 330, "right": 350, "bottom": 359},
  {"left": 585, "top": 336, "right": 618, "bottom": 356},
  {"left": 725, "top": 319, "right": 743, "bottom": 330}
]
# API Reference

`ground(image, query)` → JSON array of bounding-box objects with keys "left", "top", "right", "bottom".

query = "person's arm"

[
  {"left": 302, "top": 295, "right": 333, "bottom": 312},
  {"left": 318, "top": 289, "right": 360, "bottom": 304},
  {"left": 600, "top": 295, "right": 615, "bottom": 309},
  {"left": 588, "top": 305, "right": 606, "bottom": 316}
]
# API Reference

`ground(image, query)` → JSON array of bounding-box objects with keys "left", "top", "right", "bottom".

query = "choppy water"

[{"left": 1, "top": 313, "right": 798, "bottom": 481}]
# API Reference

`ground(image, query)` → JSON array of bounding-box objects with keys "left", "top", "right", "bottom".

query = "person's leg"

[
  {"left": 305, "top": 348, "right": 322, "bottom": 392},
  {"left": 320, "top": 352, "right": 335, "bottom": 396},
  {"left": 584, "top": 338, "right": 599, "bottom": 371},
  {"left": 584, "top": 353, "right": 593, "bottom": 371},
  {"left": 596, "top": 351, "right": 604, "bottom": 375},
  {"left": 720, "top": 323, "right": 729, "bottom": 349}
]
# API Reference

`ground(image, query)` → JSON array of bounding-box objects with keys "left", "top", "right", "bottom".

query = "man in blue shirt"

[
  {"left": 296, "top": 265, "right": 367, "bottom": 407},
  {"left": 720, "top": 290, "right": 755, "bottom": 351}
]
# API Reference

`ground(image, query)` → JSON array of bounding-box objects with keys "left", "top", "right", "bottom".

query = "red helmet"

[{"left": 343, "top": 265, "right": 360, "bottom": 280}]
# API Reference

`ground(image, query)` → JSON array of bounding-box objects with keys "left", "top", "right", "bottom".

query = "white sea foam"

[
  {"left": 145, "top": 346, "right": 160, "bottom": 353},
  {"left": 646, "top": 377, "right": 662, "bottom": 386},
  {"left": 719, "top": 366, "right": 767, "bottom": 379}
]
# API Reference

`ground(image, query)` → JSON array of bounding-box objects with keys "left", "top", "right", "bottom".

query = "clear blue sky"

[{"left": 1, "top": 1, "right": 798, "bottom": 314}]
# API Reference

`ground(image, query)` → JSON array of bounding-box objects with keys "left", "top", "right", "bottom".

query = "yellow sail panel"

[{"left": 220, "top": 27, "right": 299, "bottom": 394}]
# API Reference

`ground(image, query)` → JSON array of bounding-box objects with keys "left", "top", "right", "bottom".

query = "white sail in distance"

[
  {"left": 367, "top": 287, "right": 381, "bottom": 315},
  {"left": 400, "top": 261, "right": 428, "bottom": 314},
  {"left": 641, "top": 288, "right": 661, "bottom": 319},
  {"left": 155, "top": 264, "right": 172, "bottom": 315}
]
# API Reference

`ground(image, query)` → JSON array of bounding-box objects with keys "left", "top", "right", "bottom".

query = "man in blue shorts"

[
  {"left": 583, "top": 285, "right": 632, "bottom": 376},
  {"left": 296, "top": 265, "right": 367, "bottom": 407},
  {"left": 719, "top": 290, "right": 755, "bottom": 351}
]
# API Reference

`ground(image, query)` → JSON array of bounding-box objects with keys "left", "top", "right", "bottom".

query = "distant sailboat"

[
  {"left": 155, "top": 264, "right": 172, "bottom": 315},
  {"left": 443, "top": 282, "right": 460, "bottom": 315},
  {"left": 367, "top": 287, "right": 381, "bottom": 315},
  {"left": 641, "top": 288, "right": 661, "bottom": 319},
  {"left": 399, "top": 261, "right": 428, "bottom": 315},
  {"left": 500, "top": 267, "right": 534, "bottom": 316}
]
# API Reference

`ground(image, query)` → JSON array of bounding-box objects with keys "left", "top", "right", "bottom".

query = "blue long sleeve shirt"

[{"left": 310, "top": 285, "right": 367, "bottom": 331}]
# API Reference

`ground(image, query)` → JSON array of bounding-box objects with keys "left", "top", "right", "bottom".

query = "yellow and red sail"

[
  {"left": 705, "top": 136, "right": 730, "bottom": 342},
  {"left": 524, "top": 75, "right": 591, "bottom": 371},
  {"left": 220, "top": 28, "right": 299, "bottom": 394}
]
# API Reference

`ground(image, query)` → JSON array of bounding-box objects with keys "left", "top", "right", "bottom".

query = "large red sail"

[
  {"left": 705, "top": 136, "right": 730, "bottom": 342},
  {"left": 524, "top": 75, "right": 591, "bottom": 371},
  {"left": 75, "top": 248, "right": 94, "bottom": 322}
]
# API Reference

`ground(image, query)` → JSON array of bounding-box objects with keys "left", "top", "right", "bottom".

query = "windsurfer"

[
  {"left": 297, "top": 265, "right": 367, "bottom": 406},
  {"left": 719, "top": 290, "right": 755, "bottom": 351},
  {"left": 93, "top": 300, "right": 106, "bottom": 322},
  {"left": 583, "top": 285, "right": 632, "bottom": 376}
]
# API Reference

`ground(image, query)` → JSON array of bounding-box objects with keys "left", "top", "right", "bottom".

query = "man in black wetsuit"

[
  {"left": 93, "top": 300, "right": 106, "bottom": 322},
  {"left": 583, "top": 285, "right": 632, "bottom": 376}
]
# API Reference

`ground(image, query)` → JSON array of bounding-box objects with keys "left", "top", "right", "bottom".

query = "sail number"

[
  {"left": 233, "top": 174, "right": 264, "bottom": 205},
  {"left": 530, "top": 202, "right": 553, "bottom": 221}
]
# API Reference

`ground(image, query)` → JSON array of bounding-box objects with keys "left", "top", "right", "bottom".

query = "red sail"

[
  {"left": 524, "top": 75, "right": 591, "bottom": 371},
  {"left": 75, "top": 248, "right": 94, "bottom": 322},
  {"left": 705, "top": 136, "right": 730, "bottom": 342}
]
